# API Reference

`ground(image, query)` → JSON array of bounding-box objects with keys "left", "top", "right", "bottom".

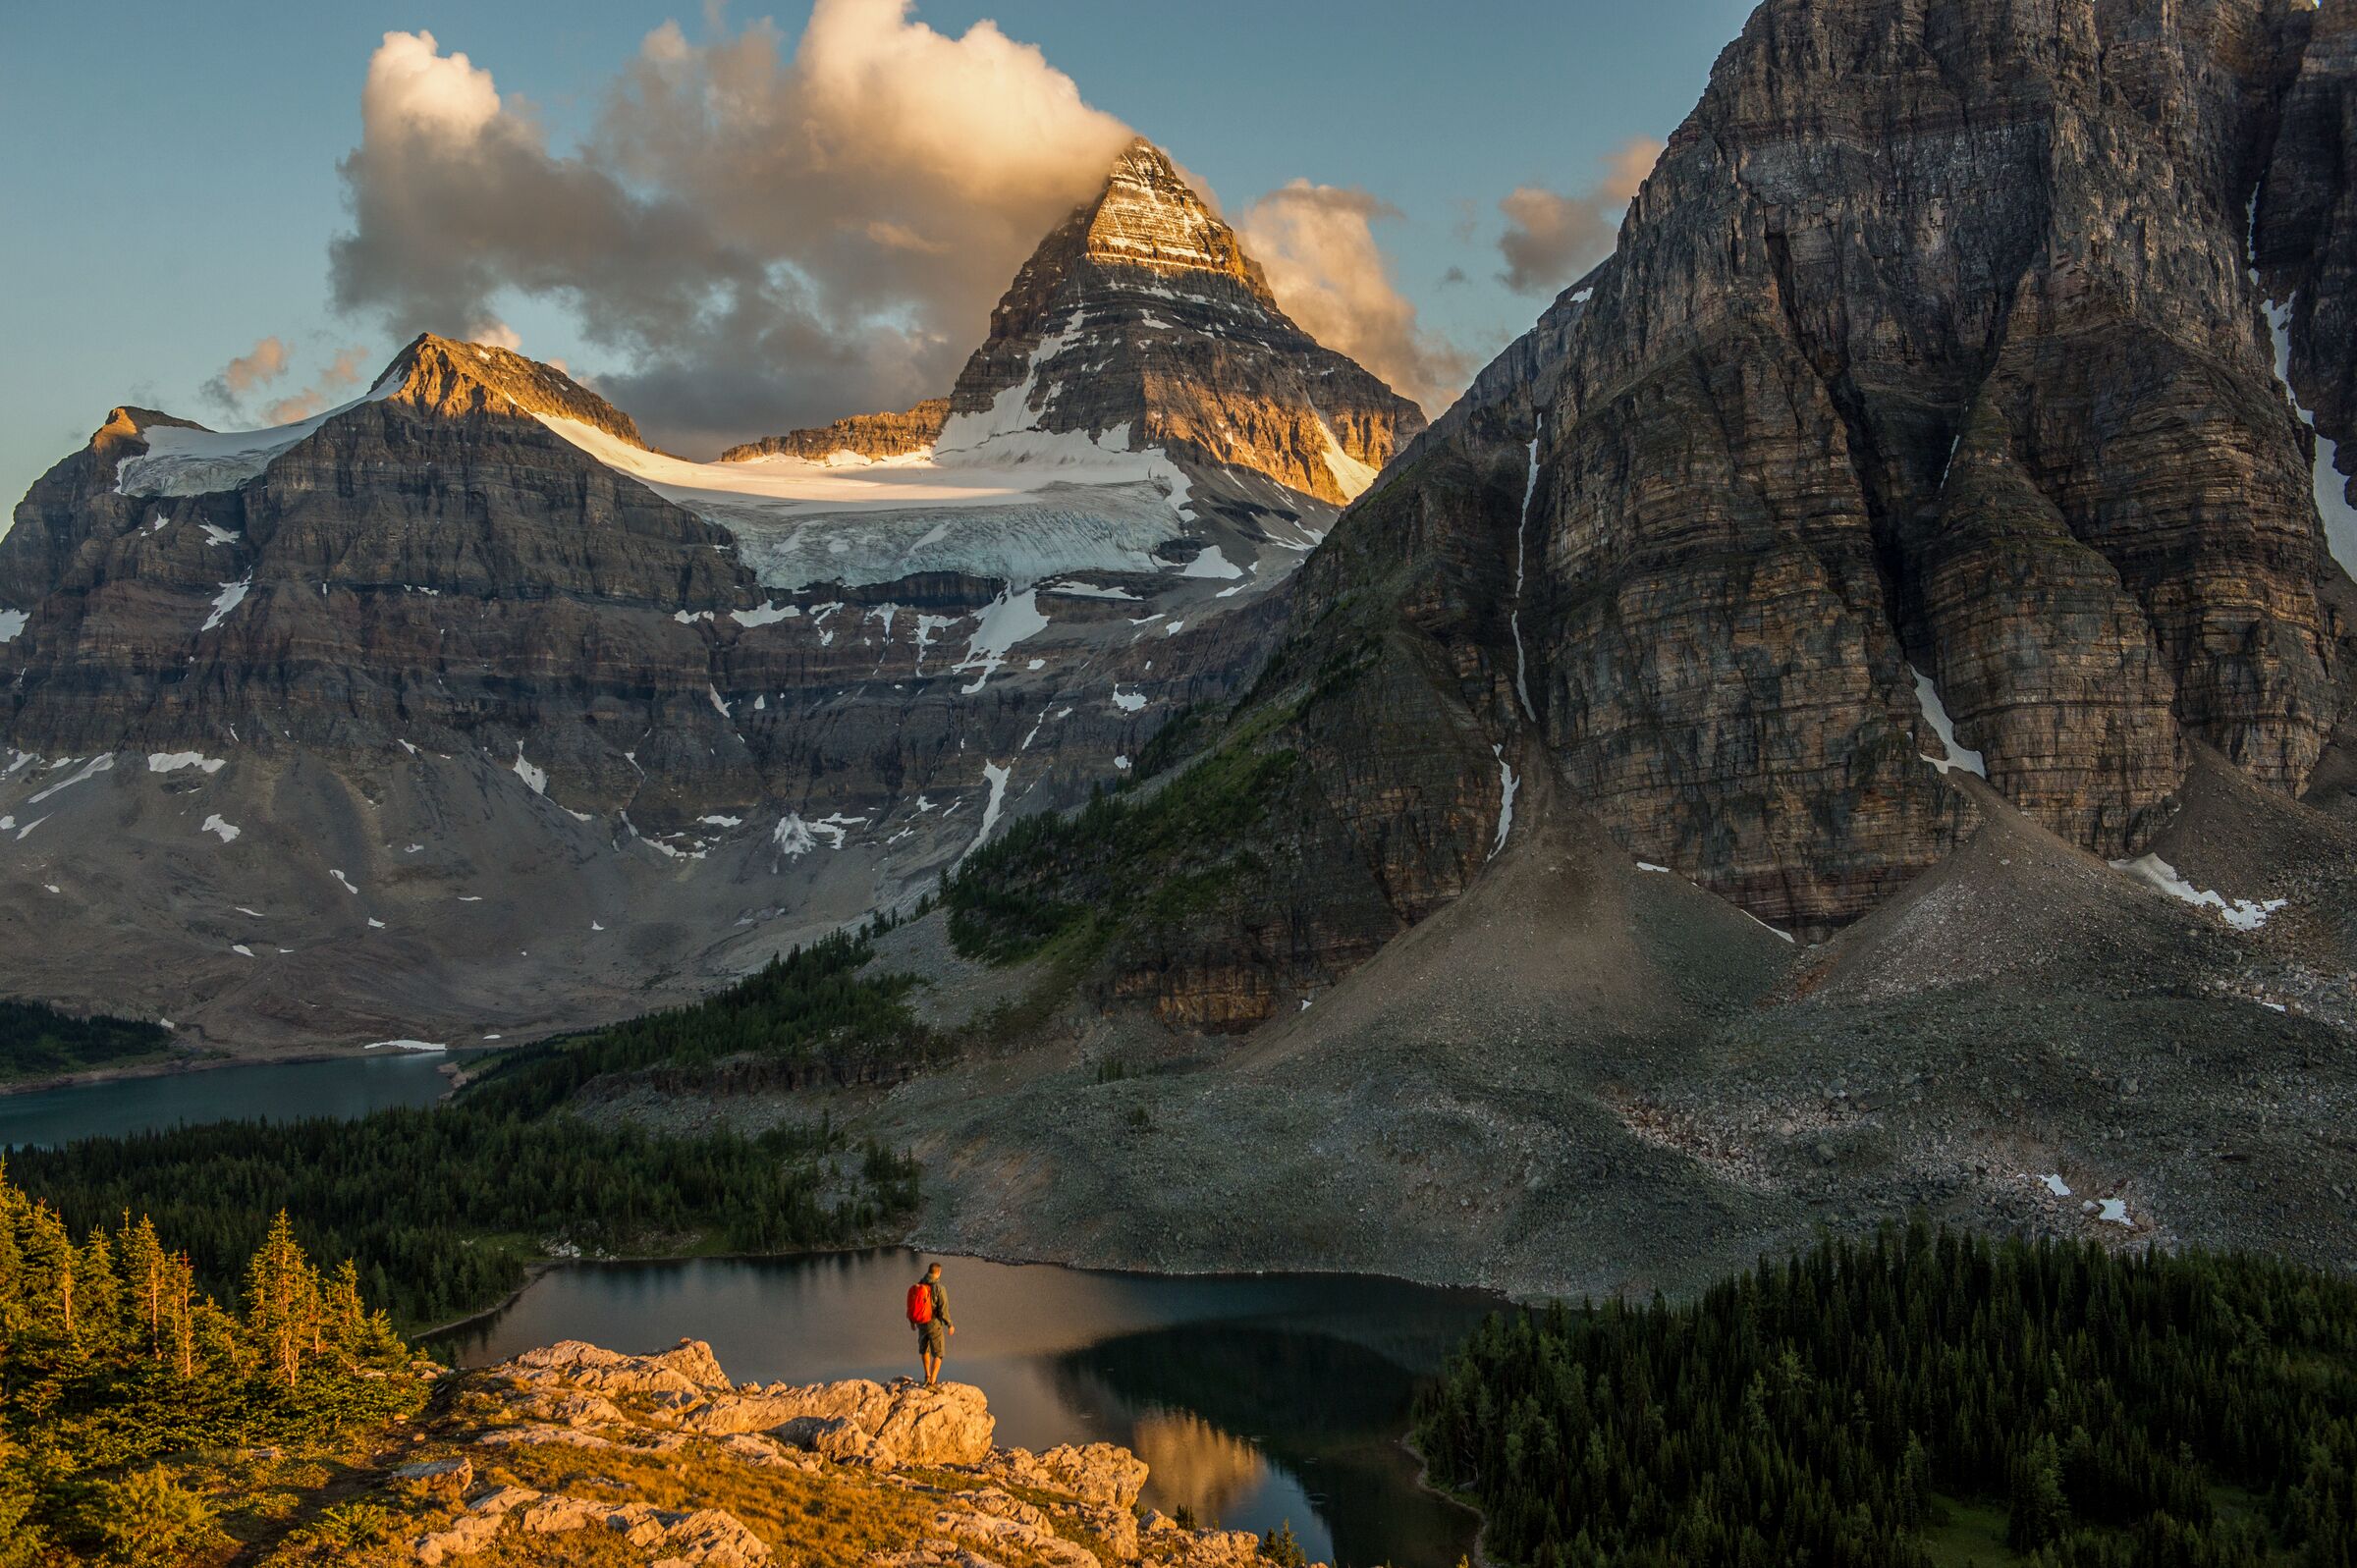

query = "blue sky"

[{"left": 0, "top": 0, "right": 1756, "bottom": 509}]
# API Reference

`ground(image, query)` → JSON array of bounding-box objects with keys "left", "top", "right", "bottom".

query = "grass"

[
  {"left": 245, "top": 1430, "right": 1113, "bottom": 1568},
  {"left": 1919, "top": 1495, "right": 2012, "bottom": 1566}
]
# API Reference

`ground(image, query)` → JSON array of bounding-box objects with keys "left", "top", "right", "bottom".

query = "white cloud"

[
  {"left": 1240, "top": 182, "right": 1471, "bottom": 414},
  {"left": 329, "top": 7, "right": 1134, "bottom": 453}
]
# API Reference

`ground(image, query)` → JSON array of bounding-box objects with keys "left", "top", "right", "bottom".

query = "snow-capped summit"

[{"left": 937, "top": 137, "right": 1423, "bottom": 504}]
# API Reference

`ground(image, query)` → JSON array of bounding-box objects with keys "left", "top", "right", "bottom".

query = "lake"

[
  {"left": 435, "top": 1248, "right": 1500, "bottom": 1568},
  {"left": 0, "top": 1049, "right": 465, "bottom": 1148}
]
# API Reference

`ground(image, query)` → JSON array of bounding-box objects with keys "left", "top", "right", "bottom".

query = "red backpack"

[{"left": 906, "top": 1281, "right": 933, "bottom": 1325}]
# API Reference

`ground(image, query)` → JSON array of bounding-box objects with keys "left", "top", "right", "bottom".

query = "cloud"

[
  {"left": 1239, "top": 182, "right": 1472, "bottom": 414},
  {"left": 202, "top": 337, "right": 292, "bottom": 410},
  {"left": 327, "top": 11, "right": 1461, "bottom": 450},
  {"left": 261, "top": 346, "right": 372, "bottom": 426},
  {"left": 1496, "top": 136, "right": 1663, "bottom": 296},
  {"left": 328, "top": 9, "right": 1135, "bottom": 454}
]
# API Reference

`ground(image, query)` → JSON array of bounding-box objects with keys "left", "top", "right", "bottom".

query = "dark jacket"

[{"left": 925, "top": 1278, "right": 952, "bottom": 1329}]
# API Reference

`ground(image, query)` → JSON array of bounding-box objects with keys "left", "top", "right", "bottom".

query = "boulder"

[{"left": 766, "top": 1379, "right": 995, "bottom": 1468}]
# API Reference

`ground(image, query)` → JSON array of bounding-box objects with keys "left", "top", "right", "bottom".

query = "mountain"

[
  {"left": 0, "top": 140, "right": 1420, "bottom": 1051},
  {"left": 720, "top": 138, "right": 1424, "bottom": 504},
  {"left": 883, "top": 0, "right": 2357, "bottom": 1293},
  {"left": 932, "top": 137, "right": 1422, "bottom": 505}
]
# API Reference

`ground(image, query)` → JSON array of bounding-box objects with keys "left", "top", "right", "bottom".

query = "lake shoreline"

[{"left": 411, "top": 1245, "right": 1495, "bottom": 1568}]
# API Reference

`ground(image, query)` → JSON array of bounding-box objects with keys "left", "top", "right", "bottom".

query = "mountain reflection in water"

[{"left": 436, "top": 1249, "right": 1496, "bottom": 1568}]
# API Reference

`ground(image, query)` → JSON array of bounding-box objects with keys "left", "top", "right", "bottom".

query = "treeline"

[
  {"left": 1415, "top": 1221, "right": 2357, "bottom": 1568},
  {"left": 463, "top": 931, "right": 946, "bottom": 1116},
  {"left": 11, "top": 1108, "right": 917, "bottom": 1332},
  {"left": 0, "top": 998, "right": 170, "bottom": 1082},
  {"left": 944, "top": 743, "right": 1296, "bottom": 963},
  {"left": 1, "top": 1167, "right": 416, "bottom": 1562},
  {"left": 9, "top": 936, "right": 931, "bottom": 1328}
]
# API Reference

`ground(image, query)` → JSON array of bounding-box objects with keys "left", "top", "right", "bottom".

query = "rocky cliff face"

[
  {"left": 1504, "top": 0, "right": 2350, "bottom": 927},
  {"left": 935, "top": 138, "right": 1425, "bottom": 506},
  {"left": 719, "top": 400, "right": 951, "bottom": 464},
  {"left": 958, "top": 0, "right": 2357, "bottom": 1032}
]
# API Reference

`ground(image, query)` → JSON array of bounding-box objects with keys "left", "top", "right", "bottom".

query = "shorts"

[{"left": 919, "top": 1321, "right": 946, "bottom": 1356}]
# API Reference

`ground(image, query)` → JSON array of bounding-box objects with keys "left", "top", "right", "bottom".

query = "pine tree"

[{"left": 2007, "top": 1433, "right": 2069, "bottom": 1550}]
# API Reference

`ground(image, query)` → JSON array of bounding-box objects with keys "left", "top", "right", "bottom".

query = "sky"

[{"left": 0, "top": 0, "right": 1758, "bottom": 512}]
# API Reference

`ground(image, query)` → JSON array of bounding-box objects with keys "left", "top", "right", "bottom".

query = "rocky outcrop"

[
  {"left": 365, "top": 1338, "right": 1310, "bottom": 1568},
  {"left": 719, "top": 400, "right": 951, "bottom": 463},
  {"left": 939, "top": 138, "right": 1425, "bottom": 505}
]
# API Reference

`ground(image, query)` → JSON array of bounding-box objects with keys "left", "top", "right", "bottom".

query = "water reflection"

[{"left": 436, "top": 1248, "right": 1493, "bottom": 1568}]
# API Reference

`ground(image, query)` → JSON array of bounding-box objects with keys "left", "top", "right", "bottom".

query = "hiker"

[{"left": 907, "top": 1261, "right": 955, "bottom": 1386}]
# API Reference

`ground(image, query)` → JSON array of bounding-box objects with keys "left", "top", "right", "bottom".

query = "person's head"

[{"left": 926, "top": 1263, "right": 942, "bottom": 1280}]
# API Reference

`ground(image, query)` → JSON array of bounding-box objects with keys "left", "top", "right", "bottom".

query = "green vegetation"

[
  {"left": 8, "top": 936, "right": 930, "bottom": 1330},
  {"left": 1416, "top": 1222, "right": 2357, "bottom": 1567},
  {"left": 0, "top": 1167, "right": 419, "bottom": 1564},
  {"left": 0, "top": 999, "right": 173, "bottom": 1083},
  {"left": 944, "top": 741, "right": 1297, "bottom": 965},
  {"left": 463, "top": 931, "right": 945, "bottom": 1116}
]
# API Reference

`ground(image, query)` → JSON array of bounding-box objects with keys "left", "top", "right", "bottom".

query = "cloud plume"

[
  {"left": 1240, "top": 183, "right": 1471, "bottom": 414},
  {"left": 202, "top": 337, "right": 292, "bottom": 411},
  {"left": 263, "top": 347, "right": 372, "bottom": 426},
  {"left": 329, "top": 9, "right": 1136, "bottom": 454},
  {"left": 328, "top": 9, "right": 1461, "bottom": 451},
  {"left": 1496, "top": 137, "right": 1663, "bottom": 296}
]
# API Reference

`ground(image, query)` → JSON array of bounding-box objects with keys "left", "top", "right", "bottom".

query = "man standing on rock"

[{"left": 908, "top": 1261, "right": 954, "bottom": 1387}]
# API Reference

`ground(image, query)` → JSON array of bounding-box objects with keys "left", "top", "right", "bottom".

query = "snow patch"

[
  {"left": 28, "top": 753, "right": 113, "bottom": 804},
  {"left": 198, "top": 814, "right": 241, "bottom": 843},
  {"left": 959, "top": 762, "right": 1012, "bottom": 864},
  {"left": 2110, "top": 853, "right": 2286, "bottom": 932},
  {"left": 511, "top": 745, "right": 548, "bottom": 795},
  {"left": 955, "top": 589, "right": 1051, "bottom": 694},
  {"left": 773, "top": 814, "right": 818, "bottom": 858},
  {"left": 1111, "top": 685, "right": 1147, "bottom": 714},
  {"left": 1489, "top": 744, "right": 1519, "bottom": 860},
  {"left": 732, "top": 600, "right": 800, "bottom": 626},
  {"left": 363, "top": 1040, "right": 448, "bottom": 1054},
  {"left": 1044, "top": 579, "right": 1141, "bottom": 601},
  {"left": 148, "top": 751, "right": 226, "bottom": 775},
  {"left": 330, "top": 869, "right": 358, "bottom": 895},
  {"left": 201, "top": 574, "right": 252, "bottom": 632},
  {"left": 114, "top": 381, "right": 399, "bottom": 497},
  {"left": 1910, "top": 666, "right": 1988, "bottom": 778},
  {"left": 2038, "top": 1173, "right": 2072, "bottom": 1198},
  {"left": 1315, "top": 415, "right": 1381, "bottom": 501},
  {"left": 1179, "top": 544, "right": 1244, "bottom": 580},
  {"left": 0, "top": 611, "right": 26, "bottom": 643},
  {"left": 2269, "top": 297, "right": 2357, "bottom": 577}
]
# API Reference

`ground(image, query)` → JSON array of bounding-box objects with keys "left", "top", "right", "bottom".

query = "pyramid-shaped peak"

[{"left": 1079, "top": 137, "right": 1254, "bottom": 284}]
